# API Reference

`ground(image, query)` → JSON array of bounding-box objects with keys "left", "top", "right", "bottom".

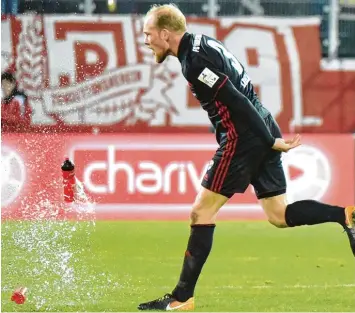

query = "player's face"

[
  {"left": 143, "top": 15, "right": 170, "bottom": 64},
  {"left": 1, "top": 80, "right": 16, "bottom": 98}
]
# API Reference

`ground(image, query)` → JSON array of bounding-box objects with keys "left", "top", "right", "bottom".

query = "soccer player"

[{"left": 138, "top": 4, "right": 355, "bottom": 311}]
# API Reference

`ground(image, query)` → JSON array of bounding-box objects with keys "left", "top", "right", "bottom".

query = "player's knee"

[
  {"left": 190, "top": 202, "right": 214, "bottom": 225},
  {"left": 189, "top": 187, "right": 228, "bottom": 225},
  {"left": 260, "top": 195, "right": 288, "bottom": 228},
  {"left": 268, "top": 216, "right": 288, "bottom": 228},
  {"left": 190, "top": 196, "right": 218, "bottom": 225}
]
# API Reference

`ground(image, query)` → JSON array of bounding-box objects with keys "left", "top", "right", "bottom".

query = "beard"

[{"left": 154, "top": 49, "right": 169, "bottom": 64}]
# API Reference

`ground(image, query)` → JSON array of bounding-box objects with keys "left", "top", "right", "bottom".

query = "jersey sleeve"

[{"left": 216, "top": 79, "right": 275, "bottom": 147}]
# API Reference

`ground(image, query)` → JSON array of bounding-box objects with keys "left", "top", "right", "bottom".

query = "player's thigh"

[
  {"left": 251, "top": 114, "right": 286, "bottom": 200},
  {"left": 259, "top": 193, "right": 288, "bottom": 227},
  {"left": 251, "top": 115, "right": 288, "bottom": 226},
  {"left": 251, "top": 139, "right": 288, "bottom": 226},
  {"left": 251, "top": 152, "right": 286, "bottom": 200},
  {"left": 202, "top": 139, "right": 267, "bottom": 199},
  {"left": 191, "top": 186, "right": 229, "bottom": 224}
]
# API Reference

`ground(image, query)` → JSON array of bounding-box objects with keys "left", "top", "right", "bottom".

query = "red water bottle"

[
  {"left": 61, "top": 157, "right": 75, "bottom": 202},
  {"left": 11, "top": 287, "right": 27, "bottom": 304}
]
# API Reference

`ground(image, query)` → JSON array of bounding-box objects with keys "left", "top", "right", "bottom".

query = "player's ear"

[{"left": 160, "top": 29, "right": 170, "bottom": 40}]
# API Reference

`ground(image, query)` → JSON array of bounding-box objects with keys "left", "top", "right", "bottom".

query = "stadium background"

[{"left": 1, "top": 0, "right": 355, "bottom": 312}]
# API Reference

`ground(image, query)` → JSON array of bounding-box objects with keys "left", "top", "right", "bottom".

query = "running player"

[{"left": 138, "top": 4, "right": 355, "bottom": 311}]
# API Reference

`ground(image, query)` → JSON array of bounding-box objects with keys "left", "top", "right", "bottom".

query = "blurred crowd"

[
  {"left": 1, "top": 0, "right": 354, "bottom": 133},
  {"left": 1, "top": 72, "right": 32, "bottom": 132}
]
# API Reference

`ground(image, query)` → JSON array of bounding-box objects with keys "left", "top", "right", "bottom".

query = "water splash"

[{"left": 1, "top": 178, "right": 113, "bottom": 311}]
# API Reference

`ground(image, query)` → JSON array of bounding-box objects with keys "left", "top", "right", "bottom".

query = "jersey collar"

[{"left": 177, "top": 32, "right": 192, "bottom": 63}]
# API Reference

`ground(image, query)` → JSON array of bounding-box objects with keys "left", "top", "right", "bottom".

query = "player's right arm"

[
  {"left": 217, "top": 81, "right": 301, "bottom": 151},
  {"left": 216, "top": 78, "right": 276, "bottom": 147}
]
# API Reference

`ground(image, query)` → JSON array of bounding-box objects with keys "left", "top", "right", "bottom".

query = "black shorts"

[{"left": 202, "top": 114, "right": 286, "bottom": 199}]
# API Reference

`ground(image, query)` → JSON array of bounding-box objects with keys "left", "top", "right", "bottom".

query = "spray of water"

[{"left": 2, "top": 177, "right": 114, "bottom": 311}]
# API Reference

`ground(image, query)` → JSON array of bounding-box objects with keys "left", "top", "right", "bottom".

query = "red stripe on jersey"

[
  {"left": 212, "top": 75, "right": 228, "bottom": 99},
  {"left": 210, "top": 101, "right": 238, "bottom": 193},
  {"left": 215, "top": 102, "right": 238, "bottom": 192}
]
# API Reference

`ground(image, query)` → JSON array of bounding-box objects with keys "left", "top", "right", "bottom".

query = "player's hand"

[{"left": 272, "top": 134, "right": 301, "bottom": 152}]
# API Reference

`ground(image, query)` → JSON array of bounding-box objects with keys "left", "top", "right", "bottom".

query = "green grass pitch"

[{"left": 2, "top": 220, "right": 354, "bottom": 312}]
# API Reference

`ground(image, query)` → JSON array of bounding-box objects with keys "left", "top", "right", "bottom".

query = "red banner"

[
  {"left": 1, "top": 134, "right": 354, "bottom": 220},
  {"left": 2, "top": 15, "right": 355, "bottom": 133}
]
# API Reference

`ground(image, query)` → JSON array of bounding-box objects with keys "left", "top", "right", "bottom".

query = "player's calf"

[
  {"left": 285, "top": 200, "right": 346, "bottom": 227},
  {"left": 267, "top": 217, "right": 288, "bottom": 228},
  {"left": 169, "top": 188, "right": 228, "bottom": 303},
  {"left": 262, "top": 194, "right": 355, "bottom": 256},
  {"left": 261, "top": 195, "right": 347, "bottom": 228}
]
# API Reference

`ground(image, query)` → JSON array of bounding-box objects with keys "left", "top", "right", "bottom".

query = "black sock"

[
  {"left": 285, "top": 200, "right": 345, "bottom": 227},
  {"left": 171, "top": 224, "right": 215, "bottom": 302}
]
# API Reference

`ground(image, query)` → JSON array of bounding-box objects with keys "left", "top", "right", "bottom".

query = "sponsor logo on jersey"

[{"left": 198, "top": 67, "right": 219, "bottom": 88}]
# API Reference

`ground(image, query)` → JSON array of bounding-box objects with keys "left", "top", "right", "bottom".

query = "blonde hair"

[{"left": 146, "top": 3, "right": 187, "bottom": 33}]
